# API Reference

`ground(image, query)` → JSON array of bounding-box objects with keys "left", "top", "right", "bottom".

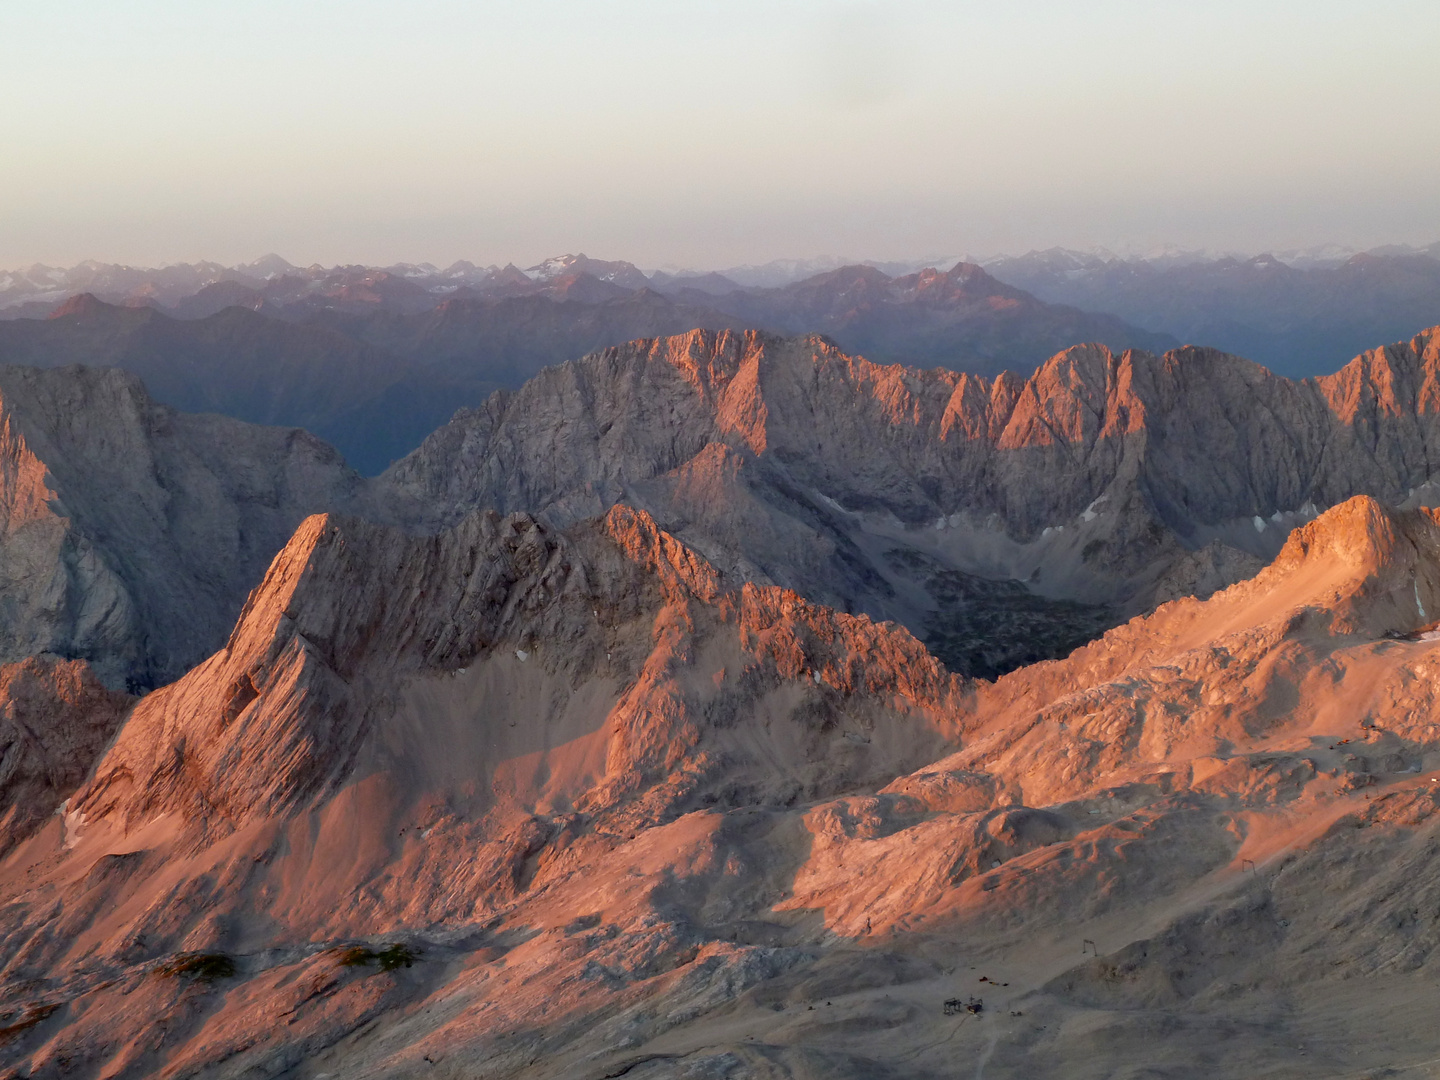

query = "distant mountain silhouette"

[
  {"left": 0, "top": 260, "right": 1179, "bottom": 471},
  {"left": 986, "top": 247, "right": 1440, "bottom": 377},
  {"left": 0, "top": 297, "right": 462, "bottom": 473}
]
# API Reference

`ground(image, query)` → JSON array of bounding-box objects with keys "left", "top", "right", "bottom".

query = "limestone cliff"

[
  {"left": 0, "top": 365, "right": 365, "bottom": 688},
  {"left": 0, "top": 656, "right": 130, "bottom": 855},
  {"left": 382, "top": 326, "right": 1440, "bottom": 672}
]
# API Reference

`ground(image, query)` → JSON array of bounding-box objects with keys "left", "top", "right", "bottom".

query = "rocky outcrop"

[
  {"left": 0, "top": 656, "right": 130, "bottom": 855},
  {"left": 0, "top": 365, "right": 366, "bottom": 689},
  {"left": 9, "top": 326, "right": 1440, "bottom": 691},
  {"left": 12, "top": 311, "right": 1440, "bottom": 1076},
  {"left": 72, "top": 504, "right": 963, "bottom": 842},
  {"left": 389, "top": 325, "right": 1440, "bottom": 539}
]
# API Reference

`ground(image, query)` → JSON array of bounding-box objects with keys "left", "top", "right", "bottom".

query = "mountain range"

[
  {"left": 4, "top": 245, "right": 1439, "bottom": 475},
  {"left": 2, "top": 369, "right": 1440, "bottom": 1073},
  {"left": 2, "top": 287, "right": 1440, "bottom": 1075},
  {"left": 7, "top": 322, "right": 1440, "bottom": 696},
  {"left": 985, "top": 245, "right": 1440, "bottom": 378},
  {"left": 0, "top": 260, "right": 1175, "bottom": 473}
]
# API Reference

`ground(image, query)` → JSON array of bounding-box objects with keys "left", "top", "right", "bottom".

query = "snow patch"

[
  {"left": 61, "top": 800, "right": 85, "bottom": 849},
  {"left": 1253, "top": 516, "right": 1266, "bottom": 532},
  {"left": 515, "top": 649, "right": 530, "bottom": 662},
  {"left": 1080, "top": 494, "right": 1109, "bottom": 523}
]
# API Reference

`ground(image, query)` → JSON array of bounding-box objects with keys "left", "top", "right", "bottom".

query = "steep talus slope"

[
  {"left": 3, "top": 498, "right": 1440, "bottom": 1077},
  {"left": 0, "top": 365, "right": 366, "bottom": 689},
  {"left": 382, "top": 326, "right": 1440, "bottom": 674}
]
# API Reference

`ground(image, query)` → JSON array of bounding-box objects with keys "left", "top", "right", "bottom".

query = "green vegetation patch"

[
  {"left": 335, "top": 943, "right": 419, "bottom": 971},
  {"left": 158, "top": 952, "right": 237, "bottom": 982}
]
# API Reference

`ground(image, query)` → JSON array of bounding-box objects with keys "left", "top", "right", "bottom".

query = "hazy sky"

[{"left": 2, "top": 0, "right": 1437, "bottom": 269}]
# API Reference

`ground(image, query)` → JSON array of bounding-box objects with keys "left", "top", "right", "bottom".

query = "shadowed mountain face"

[
  {"left": 986, "top": 248, "right": 1440, "bottom": 378},
  {"left": 4, "top": 321, "right": 1440, "bottom": 1074},
  {"left": 0, "top": 364, "right": 368, "bottom": 689},
  {"left": 0, "top": 262, "right": 1175, "bottom": 472}
]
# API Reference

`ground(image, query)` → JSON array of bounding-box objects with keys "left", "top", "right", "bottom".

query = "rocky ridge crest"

[{"left": 382, "top": 325, "right": 1440, "bottom": 672}]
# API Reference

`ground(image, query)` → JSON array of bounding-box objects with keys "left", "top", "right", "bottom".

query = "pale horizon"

[
  {"left": 4, "top": 0, "right": 1438, "bottom": 269},
  {"left": 6, "top": 236, "right": 1440, "bottom": 282}
]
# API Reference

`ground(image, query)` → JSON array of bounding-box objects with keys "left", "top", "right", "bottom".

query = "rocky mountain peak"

[
  {"left": 45, "top": 292, "right": 133, "bottom": 322},
  {"left": 1315, "top": 325, "right": 1440, "bottom": 423}
]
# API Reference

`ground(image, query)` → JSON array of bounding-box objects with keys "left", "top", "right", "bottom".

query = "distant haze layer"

[{"left": 2, "top": 0, "right": 1438, "bottom": 267}]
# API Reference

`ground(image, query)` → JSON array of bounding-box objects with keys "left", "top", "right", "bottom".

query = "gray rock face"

[
  {"left": 0, "top": 365, "right": 366, "bottom": 689},
  {"left": 6, "top": 496, "right": 1440, "bottom": 1078},
  {"left": 380, "top": 325, "right": 1440, "bottom": 669},
  {"left": 0, "top": 656, "right": 130, "bottom": 855},
  {"left": 388, "top": 325, "right": 1440, "bottom": 537}
]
